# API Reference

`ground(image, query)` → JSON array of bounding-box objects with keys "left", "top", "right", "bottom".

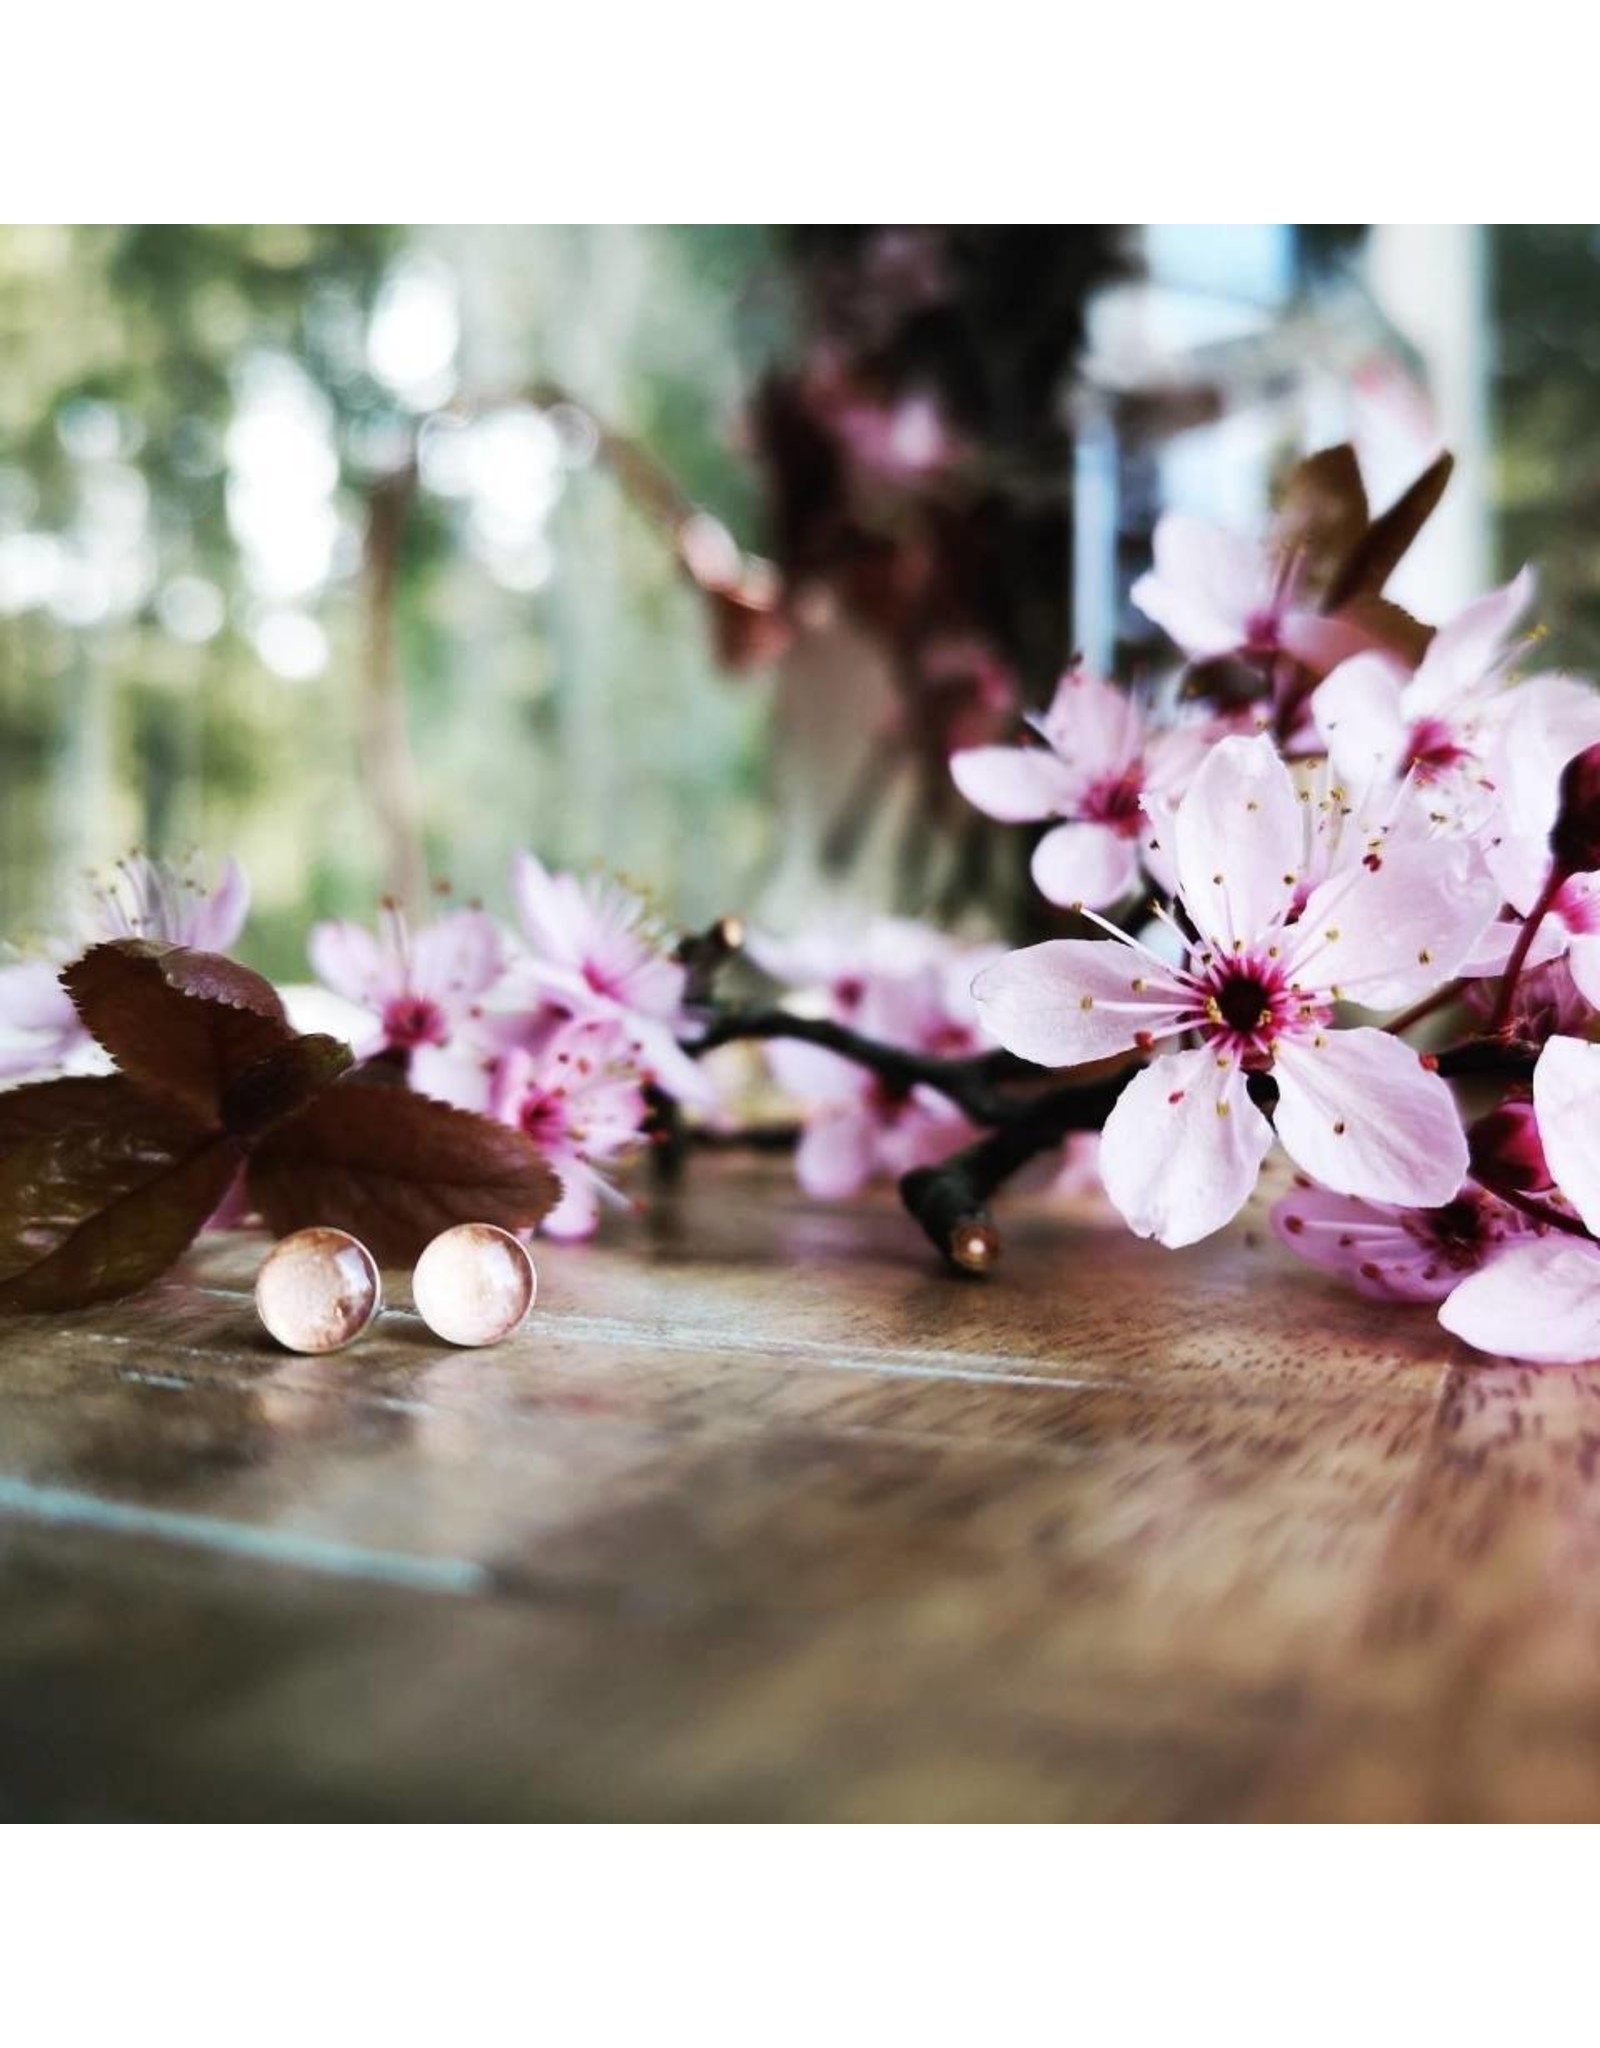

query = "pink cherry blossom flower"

[
  {"left": 1455, "top": 673, "right": 1600, "bottom": 1008},
  {"left": 759, "top": 920, "right": 996, "bottom": 1200},
  {"left": 950, "top": 667, "right": 1209, "bottom": 909},
  {"left": 973, "top": 734, "right": 1497, "bottom": 1247},
  {"left": 1312, "top": 567, "right": 1536, "bottom": 792},
  {"left": 1271, "top": 1181, "right": 1533, "bottom": 1302},
  {"left": 486, "top": 1013, "right": 648, "bottom": 1240},
  {"left": 510, "top": 853, "right": 713, "bottom": 1109},
  {"left": 1440, "top": 1036, "right": 1600, "bottom": 1362},
  {"left": 0, "top": 852, "right": 249, "bottom": 1081},
  {"left": 1131, "top": 514, "right": 1376, "bottom": 676},
  {"left": 309, "top": 899, "right": 502, "bottom": 1101}
]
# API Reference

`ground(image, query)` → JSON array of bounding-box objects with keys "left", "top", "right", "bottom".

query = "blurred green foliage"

[
  {"left": 1493, "top": 226, "right": 1600, "bottom": 670},
  {"left": 0, "top": 226, "right": 785, "bottom": 978}
]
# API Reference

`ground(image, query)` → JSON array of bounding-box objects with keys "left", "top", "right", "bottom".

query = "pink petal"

[
  {"left": 0, "top": 959, "right": 75, "bottom": 1035},
  {"left": 1173, "top": 733, "right": 1303, "bottom": 947},
  {"left": 308, "top": 919, "right": 395, "bottom": 1007},
  {"left": 1271, "top": 1185, "right": 1455, "bottom": 1301},
  {"left": 1409, "top": 565, "right": 1535, "bottom": 714},
  {"left": 542, "top": 1165, "right": 604, "bottom": 1240},
  {"left": 410, "top": 908, "right": 503, "bottom": 1004},
  {"left": 1567, "top": 935, "right": 1600, "bottom": 1012},
  {"left": 1311, "top": 653, "right": 1411, "bottom": 782},
  {"left": 187, "top": 857, "right": 251, "bottom": 952},
  {"left": 1130, "top": 515, "right": 1263, "bottom": 658},
  {"left": 950, "top": 745, "right": 1076, "bottom": 822},
  {"left": 1285, "top": 839, "right": 1498, "bottom": 1009},
  {"left": 1098, "top": 1047, "right": 1273, "bottom": 1247},
  {"left": 795, "top": 1106, "right": 878, "bottom": 1199},
  {"left": 1439, "top": 1238, "right": 1600, "bottom": 1363},
  {"left": 1032, "top": 667, "right": 1143, "bottom": 777},
  {"left": 972, "top": 939, "right": 1188, "bottom": 1069},
  {"left": 1483, "top": 673, "right": 1600, "bottom": 908},
  {"left": 1272, "top": 1026, "right": 1466, "bottom": 1206},
  {"left": 628, "top": 1013, "right": 719, "bottom": 1110},
  {"left": 1276, "top": 610, "right": 1379, "bottom": 676},
  {"left": 1532, "top": 1035, "right": 1600, "bottom": 1234},
  {"left": 410, "top": 1042, "right": 492, "bottom": 1112},
  {"left": 1029, "top": 821, "right": 1140, "bottom": 910},
  {"left": 766, "top": 1034, "right": 865, "bottom": 1106},
  {"left": 511, "top": 851, "right": 588, "bottom": 966},
  {"left": 876, "top": 1091, "right": 972, "bottom": 1180}
]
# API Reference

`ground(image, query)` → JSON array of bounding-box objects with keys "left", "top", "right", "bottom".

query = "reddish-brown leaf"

[
  {"left": 1334, "top": 593, "right": 1435, "bottom": 670},
  {"left": 0, "top": 1075, "right": 239, "bottom": 1310},
  {"left": 1327, "top": 451, "right": 1454, "bottom": 607},
  {"left": 221, "top": 1033, "right": 354, "bottom": 1140},
  {"left": 1273, "top": 445, "right": 1369, "bottom": 598},
  {"left": 247, "top": 1085, "right": 561, "bottom": 1264},
  {"left": 62, "top": 940, "right": 295, "bottom": 1126}
]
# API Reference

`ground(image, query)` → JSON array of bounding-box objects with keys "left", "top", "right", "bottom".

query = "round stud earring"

[
  {"left": 411, "top": 1222, "right": 537, "bottom": 1347},
  {"left": 255, "top": 1227, "right": 382, "bottom": 1354}
]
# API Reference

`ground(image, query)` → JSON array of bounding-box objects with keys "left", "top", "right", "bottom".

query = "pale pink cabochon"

[
  {"left": 411, "top": 1223, "right": 537, "bottom": 1348},
  {"left": 254, "top": 1228, "right": 382, "bottom": 1354}
]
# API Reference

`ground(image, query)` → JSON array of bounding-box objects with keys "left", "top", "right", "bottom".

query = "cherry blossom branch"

[
  {"left": 1471, "top": 1177, "right": 1593, "bottom": 1241},
  {"left": 1488, "top": 867, "right": 1566, "bottom": 1036},
  {"left": 691, "top": 1009, "right": 1041, "bottom": 1126},
  {"left": 1432, "top": 1038, "right": 1540, "bottom": 1083},
  {"left": 690, "top": 1006, "right": 1135, "bottom": 1267},
  {"left": 899, "top": 1075, "right": 1132, "bottom": 1270}
]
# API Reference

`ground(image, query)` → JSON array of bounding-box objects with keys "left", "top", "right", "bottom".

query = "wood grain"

[{"left": 0, "top": 1157, "right": 1588, "bottom": 1820}]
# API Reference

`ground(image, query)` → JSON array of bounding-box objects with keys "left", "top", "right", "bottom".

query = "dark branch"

[
  {"left": 899, "top": 1072, "right": 1134, "bottom": 1270},
  {"left": 692, "top": 1008, "right": 1041, "bottom": 1124}
]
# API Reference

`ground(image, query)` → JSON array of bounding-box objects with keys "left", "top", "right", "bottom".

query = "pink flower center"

[
  {"left": 1403, "top": 1196, "right": 1490, "bottom": 1271},
  {"left": 1190, "top": 950, "right": 1327, "bottom": 1065},
  {"left": 381, "top": 994, "right": 449, "bottom": 1048},
  {"left": 1403, "top": 717, "right": 1470, "bottom": 781},
  {"left": 518, "top": 1087, "right": 570, "bottom": 1150},
  {"left": 581, "top": 958, "right": 626, "bottom": 1001},
  {"left": 1081, "top": 769, "right": 1146, "bottom": 837},
  {"left": 1242, "top": 607, "right": 1282, "bottom": 655}
]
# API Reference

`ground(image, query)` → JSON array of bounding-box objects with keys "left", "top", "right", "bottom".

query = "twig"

[
  {"left": 692, "top": 1009, "right": 1043, "bottom": 1124},
  {"left": 900, "top": 1074, "right": 1130, "bottom": 1271},
  {"left": 691, "top": 1006, "right": 1133, "bottom": 1268},
  {"left": 1488, "top": 868, "right": 1565, "bottom": 1037},
  {"left": 1472, "top": 1177, "right": 1593, "bottom": 1241}
]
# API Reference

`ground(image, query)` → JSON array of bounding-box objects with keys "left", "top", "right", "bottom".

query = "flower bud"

[
  {"left": 1468, "top": 1099, "right": 1552, "bottom": 1196},
  {"left": 1550, "top": 742, "right": 1600, "bottom": 875}
]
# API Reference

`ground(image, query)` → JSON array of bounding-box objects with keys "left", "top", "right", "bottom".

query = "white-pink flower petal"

[
  {"left": 795, "top": 1107, "right": 878, "bottom": 1200},
  {"left": 308, "top": 919, "right": 399, "bottom": 1007},
  {"left": 1532, "top": 1035, "right": 1600, "bottom": 1236},
  {"left": 1285, "top": 839, "right": 1497, "bottom": 1009},
  {"left": 950, "top": 744, "right": 1079, "bottom": 823},
  {"left": 1173, "top": 733, "right": 1303, "bottom": 947},
  {"left": 1440, "top": 1237, "right": 1600, "bottom": 1364},
  {"left": 1130, "top": 515, "right": 1264, "bottom": 659},
  {"left": 1312, "top": 653, "right": 1411, "bottom": 783},
  {"left": 1029, "top": 821, "right": 1140, "bottom": 910},
  {"left": 1098, "top": 1048, "right": 1272, "bottom": 1247},
  {"left": 1271, "top": 1026, "right": 1465, "bottom": 1207},
  {"left": 972, "top": 940, "right": 1188, "bottom": 1069},
  {"left": 1408, "top": 565, "right": 1535, "bottom": 717}
]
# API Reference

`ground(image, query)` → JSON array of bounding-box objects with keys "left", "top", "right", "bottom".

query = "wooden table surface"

[{"left": 0, "top": 1155, "right": 1592, "bottom": 1822}]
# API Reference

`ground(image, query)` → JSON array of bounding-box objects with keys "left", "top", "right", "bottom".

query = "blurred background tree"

[
  {"left": 0, "top": 225, "right": 783, "bottom": 976},
  {"left": 0, "top": 224, "right": 1549, "bottom": 982}
]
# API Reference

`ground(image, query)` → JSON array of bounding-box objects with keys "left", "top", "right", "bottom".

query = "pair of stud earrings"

[{"left": 254, "top": 1221, "right": 537, "bottom": 1355}]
